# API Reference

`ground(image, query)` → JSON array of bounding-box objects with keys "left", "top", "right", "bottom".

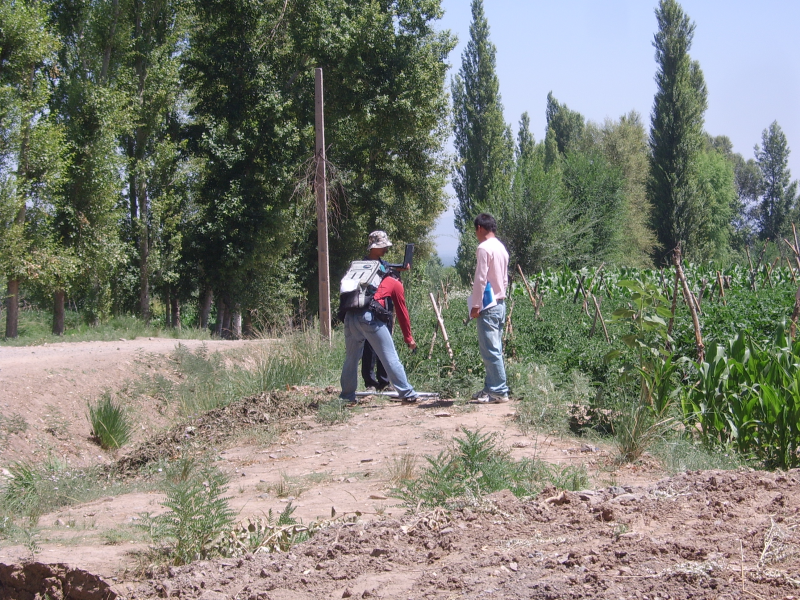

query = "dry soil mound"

[{"left": 27, "top": 467, "right": 794, "bottom": 599}]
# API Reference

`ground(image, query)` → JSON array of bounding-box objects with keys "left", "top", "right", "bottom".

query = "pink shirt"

[{"left": 469, "top": 236, "right": 509, "bottom": 311}]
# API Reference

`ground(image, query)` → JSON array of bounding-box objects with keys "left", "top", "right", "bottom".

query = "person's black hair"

[{"left": 474, "top": 213, "right": 497, "bottom": 233}]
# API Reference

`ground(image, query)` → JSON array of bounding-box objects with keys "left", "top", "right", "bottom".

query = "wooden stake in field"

[
  {"left": 716, "top": 271, "right": 726, "bottom": 306},
  {"left": 429, "top": 293, "right": 455, "bottom": 370},
  {"left": 589, "top": 294, "right": 610, "bottom": 343},
  {"left": 745, "top": 245, "right": 757, "bottom": 291},
  {"left": 315, "top": 68, "right": 331, "bottom": 342},
  {"left": 516, "top": 265, "right": 538, "bottom": 310},
  {"left": 790, "top": 287, "right": 800, "bottom": 340},
  {"left": 673, "top": 246, "right": 704, "bottom": 362},
  {"left": 503, "top": 298, "right": 516, "bottom": 351}
]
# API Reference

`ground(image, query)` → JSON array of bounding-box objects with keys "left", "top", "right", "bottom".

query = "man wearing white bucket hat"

[{"left": 339, "top": 231, "right": 419, "bottom": 404}]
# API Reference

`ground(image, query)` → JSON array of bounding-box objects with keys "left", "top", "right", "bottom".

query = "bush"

[
  {"left": 88, "top": 394, "right": 132, "bottom": 449},
  {"left": 139, "top": 458, "right": 235, "bottom": 565}
]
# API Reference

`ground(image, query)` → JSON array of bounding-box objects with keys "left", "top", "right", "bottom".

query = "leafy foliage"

[
  {"left": 139, "top": 458, "right": 236, "bottom": 565},
  {"left": 648, "top": 0, "right": 709, "bottom": 262},
  {"left": 681, "top": 325, "right": 800, "bottom": 469},
  {"left": 392, "top": 427, "right": 589, "bottom": 510}
]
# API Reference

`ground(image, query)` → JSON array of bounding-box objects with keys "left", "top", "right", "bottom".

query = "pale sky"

[{"left": 432, "top": 0, "right": 800, "bottom": 263}]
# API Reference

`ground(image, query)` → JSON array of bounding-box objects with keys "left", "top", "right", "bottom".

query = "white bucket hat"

[{"left": 368, "top": 230, "right": 392, "bottom": 250}]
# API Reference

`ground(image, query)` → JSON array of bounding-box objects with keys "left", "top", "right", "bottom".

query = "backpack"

[{"left": 337, "top": 260, "right": 386, "bottom": 320}]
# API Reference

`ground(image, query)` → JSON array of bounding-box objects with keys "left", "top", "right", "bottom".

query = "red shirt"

[{"left": 373, "top": 276, "right": 414, "bottom": 345}]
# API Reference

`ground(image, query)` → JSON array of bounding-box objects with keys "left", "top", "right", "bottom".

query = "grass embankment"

[{"left": 0, "top": 310, "right": 212, "bottom": 346}]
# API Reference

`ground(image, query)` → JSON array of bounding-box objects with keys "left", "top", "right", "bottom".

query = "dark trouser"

[
  {"left": 362, "top": 341, "right": 390, "bottom": 389},
  {"left": 361, "top": 316, "right": 393, "bottom": 389}
]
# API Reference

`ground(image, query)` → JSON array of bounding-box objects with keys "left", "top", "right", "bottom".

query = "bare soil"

[{"left": 2, "top": 338, "right": 800, "bottom": 600}]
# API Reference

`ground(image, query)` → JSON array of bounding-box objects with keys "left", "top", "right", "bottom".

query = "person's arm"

[
  {"left": 470, "top": 246, "right": 490, "bottom": 318},
  {"left": 389, "top": 280, "right": 416, "bottom": 349}
]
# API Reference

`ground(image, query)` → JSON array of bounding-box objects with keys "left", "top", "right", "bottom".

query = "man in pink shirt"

[{"left": 469, "top": 213, "right": 510, "bottom": 403}]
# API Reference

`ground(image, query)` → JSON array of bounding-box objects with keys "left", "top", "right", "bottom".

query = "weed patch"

[
  {"left": 138, "top": 457, "right": 236, "bottom": 565},
  {"left": 88, "top": 394, "right": 132, "bottom": 449},
  {"left": 392, "top": 427, "right": 589, "bottom": 510},
  {"left": 316, "top": 398, "right": 353, "bottom": 425}
]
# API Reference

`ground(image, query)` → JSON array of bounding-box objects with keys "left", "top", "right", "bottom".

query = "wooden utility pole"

[{"left": 315, "top": 68, "right": 331, "bottom": 341}]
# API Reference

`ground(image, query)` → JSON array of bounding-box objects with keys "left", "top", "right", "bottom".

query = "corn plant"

[{"left": 681, "top": 323, "right": 800, "bottom": 469}]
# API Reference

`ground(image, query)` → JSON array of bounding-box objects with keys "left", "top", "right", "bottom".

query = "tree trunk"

[
  {"left": 243, "top": 310, "right": 253, "bottom": 338},
  {"left": 171, "top": 295, "right": 181, "bottom": 330},
  {"left": 5, "top": 279, "right": 19, "bottom": 339},
  {"left": 199, "top": 287, "right": 213, "bottom": 330},
  {"left": 53, "top": 290, "right": 65, "bottom": 335},
  {"left": 138, "top": 186, "right": 149, "bottom": 322},
  {"left": 164, "top": 287, "right": 171, "bottom": 328},
  {"left": 216, "top": 300, "right": 227, "bottom": 338},
  {"left": 230, "top": 310, "right": 242, "bottom": 340},
  {"left": 221, "top": 305, "right": 232, "bottom": 339}
]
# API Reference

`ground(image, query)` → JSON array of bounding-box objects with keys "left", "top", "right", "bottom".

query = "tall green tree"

[
  {"left": 451, "top": 0, "right": 513, "bottom": 280},
  {"left": 647, "top": 0, "right": 708, "bottom": 263},
  {"left": 289, "top": 0, "right": 455, "bottom": 304},
  {"left": 754, "top": 121, "right": 798, "bottom": 241},
  {"left": 694, "top": 147, "right": 736, "bottom": 259},
  {"left": 545, "top": 92, "right": 585, "bottom": 157},
  {"left": 185, "top": 0, "right": 454, "bottom": 331},
  {"left": 0, "top": 0, "right": 67, "bottom": 338},
  {"left": 705, "top": 133, "right": 761, "bottom": 248},
  {"left": 501, "top": 125, "right": 568, "bottom": 272},
  {"left": 48, "top": 0, "right": 128, "bottom": 326},
  {"left": 120, "top": 0, "right": 188, "bottom": 323},
  {"left": 592, "top": 112, "right": 657, "bottom": 266}
]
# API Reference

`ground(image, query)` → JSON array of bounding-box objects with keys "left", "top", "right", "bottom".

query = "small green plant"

[
  {"left": 613, "top": 404, "right": 671, "bottom": 464},
  {"left": 138, "top": 458, "right": 235, "bottom": 565},
  {"left": 268, "top": 472, "right": 309, "bottom": 498},
  {"left": 2, "top": 462, "right": 41, "bottom": 517},
  {"left": 392, "top": 427, "right": 589, "bottom": 510},
  {"left": 213, "top": 503, "right": 315, "bottom": 557},
  {"left": 88, "top": 394, "right": 132, "bottom": 449},
  {"left": 386, "top": 453, "right": 417, "bottom": 485},
  {"left": 316, "top": 398, "right": 352, "bottom": 425}
]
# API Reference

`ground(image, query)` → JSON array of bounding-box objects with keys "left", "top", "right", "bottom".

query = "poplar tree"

[
  {"left": 754, "top": 121, "right": 798, "bottom": 241},
  {"left": 121, "top": 0, "right": 187, "bottom": 323},
  {"left": 0, "top": 0, "right": 67, "bottom": 337},
  {"left": 647, "top": 0, "right": 708, "bottom": 263},
  {"left": 452, "top": 0, "right": 513, "bottom": 279},
  {"left": 49, "top": 0, "right": 127, "bottom": 326}
]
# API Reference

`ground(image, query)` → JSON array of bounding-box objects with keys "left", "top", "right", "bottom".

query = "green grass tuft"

[{"left": 88, "top": 394, "right": 132, "bottom": 449}]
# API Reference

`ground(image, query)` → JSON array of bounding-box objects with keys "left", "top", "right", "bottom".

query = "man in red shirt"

[{"left": 340, "top": 234, "right": 419, "bottom": 404}]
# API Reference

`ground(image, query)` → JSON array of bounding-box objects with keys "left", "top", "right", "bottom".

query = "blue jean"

[
  {"left": 340, "top": 310, "right": 415, "bottom": 401},
  {"left": 476, "top": 302, "right": 508, "bottom": 396}
]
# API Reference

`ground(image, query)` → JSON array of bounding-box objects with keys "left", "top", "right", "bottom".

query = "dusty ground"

[{"left": 2, "top": 338, "right": 800, "bottom": 599}]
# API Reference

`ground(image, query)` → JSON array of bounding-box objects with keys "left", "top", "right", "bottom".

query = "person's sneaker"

[
  {"left": 364, "top": 386, "right": 377, "bottom": 393},
  {"left": 488, "top": 393, "right": 509, "bottom": 404},
  {"left": 471, "top": 389, "right": 489, "bottom": 401},
  {"left": 400, "top": 394, "right": 419, "bottom": 404}
]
